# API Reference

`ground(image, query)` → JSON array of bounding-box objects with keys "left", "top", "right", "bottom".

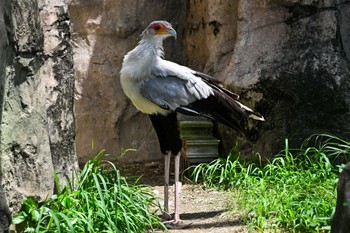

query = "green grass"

[
  {"left": 192, "top": 134, "right": 349, "bottom": 232},
  {"left": 13, "top": 150, "right": 165, "bottom": 233},
  {"left": 13, "top": 134, "right": 349, "bottom": 232}
]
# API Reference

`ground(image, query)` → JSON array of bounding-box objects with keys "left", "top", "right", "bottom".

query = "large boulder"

[{"left": 0, "top": 0, "right": 78, "bottom": 230}]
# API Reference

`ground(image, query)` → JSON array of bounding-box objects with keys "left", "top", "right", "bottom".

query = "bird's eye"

[{"left": 152, "top": 24, "right": 163, "bottom": 31}]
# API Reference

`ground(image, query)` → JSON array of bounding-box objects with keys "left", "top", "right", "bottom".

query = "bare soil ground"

[{"left": 121, "top": 160, "right": 249, "bottom": 233}]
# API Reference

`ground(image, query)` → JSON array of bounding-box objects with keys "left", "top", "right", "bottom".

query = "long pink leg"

[
  {"left": 174, "top": 152, "right": 181, "bottom": 223},
  {"left": 163, "top": 151, "right": 171, "bottom": 218}
]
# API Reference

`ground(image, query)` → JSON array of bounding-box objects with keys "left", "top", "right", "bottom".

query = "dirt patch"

[
  {"left": 153, "top": 184, "right": 247, "bottom": 233},
  {"left": 121, "top": 160, "right": 249, "bottom": 233}
]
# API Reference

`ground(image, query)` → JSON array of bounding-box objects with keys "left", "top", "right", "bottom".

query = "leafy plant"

[
  {"left": 13, "top": 150, "right": 165, "bottom": 233},
  {"left": 191, "top": 135, "right": 347, "bottom": 232}
]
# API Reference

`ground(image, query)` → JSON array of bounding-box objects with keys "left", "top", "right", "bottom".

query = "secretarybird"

[{"left": 120, "top": 20, "right": 264, "bottom": 224}]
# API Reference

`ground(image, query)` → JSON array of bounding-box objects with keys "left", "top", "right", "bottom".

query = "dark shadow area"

[
  {"left": 0, "top": 1, "right": 14, "bottom": 232},
  {"left": 120, "top": 159, "right": 165, "bottom": 185},
  {"left": 180, "top": 209, "right": 227, "bottom": 220},
  {"left": 162, "top": 210, "right": 242, "bottom": 230},
  {"left": 184, "top": 219, "right": 242, "bottom": 230}
]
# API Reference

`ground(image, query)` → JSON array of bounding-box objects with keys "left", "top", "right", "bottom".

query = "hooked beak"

[{"left": 168, "top": 27, "right": 177, "bottom": 39}]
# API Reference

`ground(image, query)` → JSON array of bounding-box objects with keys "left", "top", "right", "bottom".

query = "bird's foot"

[{"left": 162, "top": 218, "right": 192, "bottom": 229}]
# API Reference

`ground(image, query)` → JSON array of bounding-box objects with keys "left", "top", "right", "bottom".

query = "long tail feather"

[{"left": 176, "top": 89, "right": 264, "bottom": 134}]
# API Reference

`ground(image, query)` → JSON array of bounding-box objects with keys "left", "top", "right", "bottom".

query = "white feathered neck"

[{"left": 121, "top": 35, "right": 166, "bottom": 80}]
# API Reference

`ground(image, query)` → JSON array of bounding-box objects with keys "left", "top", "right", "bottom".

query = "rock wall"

[
  {"left": 69, "top": 0, "right": 350, "bottom": 161},
  {"left": 228, "top": 0, "right": 350, "bottom": 155},
  {"left": 71, "top": 0, "right": 350, "bottom": 163},
  {"left": 69, "top": 0, "right": 188, "bottom": 163},
  {"left": 0, "top": 0, "right": 78, "bottom": 228}
]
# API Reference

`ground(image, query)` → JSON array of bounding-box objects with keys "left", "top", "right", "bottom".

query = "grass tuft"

[
  {"left": 191, "top": 134, "right": 348, "bottom": 232},
  {"left": 13, "top": 150, "right": 165, "bottom": 233}
]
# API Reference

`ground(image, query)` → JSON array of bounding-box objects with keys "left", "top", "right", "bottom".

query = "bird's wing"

[
  {"left": 193, "top": 71, "right": 240, "bottom": 100},
  {"left": 140, "top": 60, "right": 213, "bottom": 111},
  {"left": 140, "top": 76, "right": 196, "bottom": 110},
  {"left": 158, "top": 60, "right": 240, "bottom": 100},
  {"left": 140, "top": 59, "right": 264, "bottom": 132}
]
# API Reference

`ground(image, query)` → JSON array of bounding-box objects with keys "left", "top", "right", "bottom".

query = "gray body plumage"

[
  {"left": 140, "top": 61, "right": 214, "bottom": 111},
  {"left": 120, "top": 38, "right": 213, "bottom": 116},
  {"left": 120, "top": 20, "right": 264, "bottom": 129}
]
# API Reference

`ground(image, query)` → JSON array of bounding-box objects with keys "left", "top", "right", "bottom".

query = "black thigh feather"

[{"left": 149, "top": 112, "right": 182, "bottom": 155}]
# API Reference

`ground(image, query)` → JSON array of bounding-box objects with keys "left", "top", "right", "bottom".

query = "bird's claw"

[{"left": 162, "top": 213, "right": 184, "bottom": 228}]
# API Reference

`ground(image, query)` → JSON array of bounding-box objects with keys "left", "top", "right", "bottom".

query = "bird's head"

[{"left": 142, "top": 21, "right": 177, "bottom": 40}]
